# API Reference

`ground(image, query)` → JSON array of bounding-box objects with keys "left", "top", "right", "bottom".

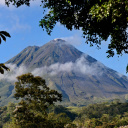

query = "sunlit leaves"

[
  {"left": 4, "top": 0, "right": 128, "bottom": 71},
  {"left": 5, "top": 0, "right": 128, "bottom": 58},
  {"left": 38, "top": 0, "right": 128, "bottom": 59}
]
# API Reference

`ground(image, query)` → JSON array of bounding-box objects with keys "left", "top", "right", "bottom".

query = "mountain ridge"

[
  {"left": 1, "top": 38, "right": 128, "bottom": 106},
  {"left": 7, "top": 39, "right": 85, "bottom": 68}
]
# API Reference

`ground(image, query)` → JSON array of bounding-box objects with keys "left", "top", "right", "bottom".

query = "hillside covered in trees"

[{"left": 1, "top": 101, "right": 128, "bottom": 128}]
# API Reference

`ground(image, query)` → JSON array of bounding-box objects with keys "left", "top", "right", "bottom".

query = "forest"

[
  {"left": 0, "top": 73, "right": 127, "bottom": 128},
  {"left": 1, "top": 100, "right": 128, "bottom": 127}
]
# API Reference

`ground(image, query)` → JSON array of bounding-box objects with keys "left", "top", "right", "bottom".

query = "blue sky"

[{"left": 0, "top": 0, "right": 128, "bottom": 76}]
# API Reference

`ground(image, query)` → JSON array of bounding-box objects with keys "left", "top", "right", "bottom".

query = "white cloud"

[
  {"left": 0, "top": 14, "right": 31, "bottom": 33},
  {"left": 33, "top": 55, "right": 104, "bottom": 76},
  {"left": 0, "top": 0, "right": 5, "bottom": 6},
  {"left": 0, "top": 64, "right": 28, "bottom": 82},
  {"left": 30, "top": 0, "right": 42, "bottom": 7},
  {"left": 0, "top": 55, "right": 106, "bottom": 82},
  {"left": 32, "top": 62, "right": 74, "bottom": 76},
  {"left": 9, "top": 15, "right": 31, "bottom": 32}
]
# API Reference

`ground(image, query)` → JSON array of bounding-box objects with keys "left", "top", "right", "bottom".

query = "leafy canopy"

[
  {"left": 5, "top": 0, "right": 128, "bottom": 57},
  {"left": 13, "top": 73, "right": 62, "bottom": 127},
  {"left": 4, "top": 0, "right": 128, "bottom": 71}
]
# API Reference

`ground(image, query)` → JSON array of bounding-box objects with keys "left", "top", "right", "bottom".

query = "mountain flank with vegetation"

[{"left": 0, "top": 39, "right": 127, "bottom": 106}]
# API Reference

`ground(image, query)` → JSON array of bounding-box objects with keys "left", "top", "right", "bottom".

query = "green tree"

[
  {"left": 7, "top": 102, "right": 16, "bottom": 115},
  {"left": 50, "top": 105, "right": 77, "bottom": 121},
  {"left": 48, "top": 112, "right": 72, "bottom": 128},
  {"left": 13, "top": 73, "right": 62, "bottom": 128},
  {"left": 86, "top": 118, "right": 102, "bottom": 128},
  {"left": 5, "top": 0, "right": 128, "bottom": 58}
]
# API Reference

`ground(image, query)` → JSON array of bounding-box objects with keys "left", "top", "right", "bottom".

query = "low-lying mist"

[{"left": 0, "top": 55, "right": 105, "bottom": 82}]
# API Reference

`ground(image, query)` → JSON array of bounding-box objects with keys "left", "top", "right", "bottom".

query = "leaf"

[
  {"left": 2, "top": 65, "right": 10, "bottom": 71},
  {"left": 0, "top": 31, "right": 11, "bottom": 37},
  {"left": 0, "top": 64, "right": 10, "bottom": 74},
  {"left": 0, "top": 34, "right": 6, "bottom": 42},
  {"left": 0, "top": 67, "right": 4, "bottom": 74},
  {"left": 0, "top": 63, "right": 5, "bottom": 66},
  {"left": 126, "top": 64, "right": 128, "bottom": 73}
]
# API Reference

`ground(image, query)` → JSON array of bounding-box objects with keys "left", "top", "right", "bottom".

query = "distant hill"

[{"left": 1, "top": 39, "right": 128, "bottom": 106}]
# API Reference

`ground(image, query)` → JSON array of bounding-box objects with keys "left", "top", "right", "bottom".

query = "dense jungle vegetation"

[
  {"left": 1, "top": 101, "right": 128, "bottom": 128},
  {"left": 0, "top": 73, "right": 128, "bottom": 128}
]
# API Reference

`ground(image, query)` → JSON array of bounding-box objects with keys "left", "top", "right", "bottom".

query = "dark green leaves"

[
  {"left": 13, "top": 73, "right": 62, "bottom": 127},
  {"left": 5, "top": 0, "right": 128, "bottom": 72},
  {"left": 0, "top": 64, "right": 10, "bottom": 74},
  {"left": 39, "top": 0, "right": 128, "bottom": 58},
  {"left": 5, "top": 0, "right": 128, "bottom": 58},
  {"left": 0, "top": 31, "right": 11, "bottom": 44},
  {"left": 0, "top": 31, "right": 11, "bottom": 38},
  {"left": 126, "top": 64, "right": 128, "bottom": 73},
  {"left": 5, "top": 0, "right": 31, "bottom": 7}
]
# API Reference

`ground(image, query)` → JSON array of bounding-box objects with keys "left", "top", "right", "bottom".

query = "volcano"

[{"left": 1, "top": 39, "right": 128, "bottom": 106}]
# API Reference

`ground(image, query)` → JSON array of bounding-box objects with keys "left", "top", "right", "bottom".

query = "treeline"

[
  {"left": 0, "top": 73, "right": 77, "bottom": 128},
  {"left": 1, "top": 101, "right": 128, "bottom": 127},
  {"left": 80, "top": 101, "right": 128, "bottom": 118},
  {"left": 74, "top": 101, "right": 128, "bottom": 128},
  {"left": 0, "top": 103, "right": 77, "bottom": 128},
  {"left": 1, "top": 73, "right": 128, "bottom": 128}
]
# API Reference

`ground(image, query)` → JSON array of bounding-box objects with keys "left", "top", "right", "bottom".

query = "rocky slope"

[{"left": 1, "top": 39, "right": 128, "bottom": 106}]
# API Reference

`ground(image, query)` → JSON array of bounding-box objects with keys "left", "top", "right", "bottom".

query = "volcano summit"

[{"left": 1, "top": 39, "right": 128, "bottom": 106}]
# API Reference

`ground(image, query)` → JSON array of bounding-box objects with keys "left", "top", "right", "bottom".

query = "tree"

[
  {"left": 5, "top": 0, "right": 128, "bottom": 58},
  {"left": 0, "top": 31, "right": 11, "bottom": 74},
  {"left": 47, "top": 112, "right": 72, "bottom": 128},
  {"left": 13, "top": 73, "right": 62, "bottom": 128}
]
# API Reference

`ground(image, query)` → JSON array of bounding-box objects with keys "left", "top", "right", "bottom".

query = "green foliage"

[
  {"left": 79, "top": 102, "right": 128, "bottom": 119},
  {"left": 73, "top": 102, "right": 128, "bottom": 128},
  {"left": 0, "top": 102, "right": 16, "bottom": 127},
  {"left": 48, "top": 105, "right": 78, "bottom": 121},
  {"left": 86, "top": 118, "right": 103, "bottom": 128},
  {"left": 2, "top": 101, "right": 128, "bottom": 127},
  {"left": 41, "top": 0, "right": 128, "bottom": 58},
  {"left": 13, "top": 73, "right": 62, "bottom": 127},
  {"left": 0, "top": 31, "right": 11, "bottom": 44},
  {"left": 5, "top": 0, "right": 31, "bottom": 7},
  {"left": 5, "top": 0, "right": 128, "bottom": 58},
  {"left": 40, "top": 0, "right": 127, "bottom": 59},
  {"left": 48, "top": 112, "right": 72, "bottom": 128},
  {"left": 0, "top": 63, "right": 10, "bottom": 74}
]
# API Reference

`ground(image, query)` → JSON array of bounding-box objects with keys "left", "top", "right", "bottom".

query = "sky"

[{"left": 0, "top": 0, "right": 128, "bottom": 76}]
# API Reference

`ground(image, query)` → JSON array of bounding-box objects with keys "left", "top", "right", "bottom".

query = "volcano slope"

[{"left": 1, "top": 39, "right": 128, "bottom": 106}]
